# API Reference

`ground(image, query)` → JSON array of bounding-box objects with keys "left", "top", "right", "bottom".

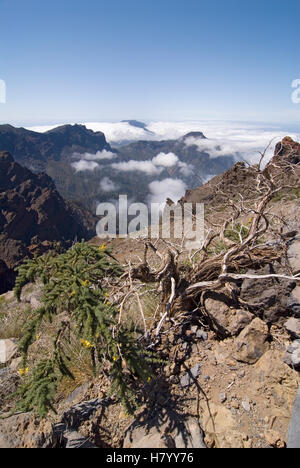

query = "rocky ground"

[
  {"left": 0, "top": 137, "right": 299, "bottom": 449},
  {"left": 0, "top": 219, "right": 299, "bottom": 448}
]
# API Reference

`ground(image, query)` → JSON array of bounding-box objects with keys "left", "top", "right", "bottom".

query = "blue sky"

[{"left": 0, "top": 0, "right": 299, "bottom": 126}]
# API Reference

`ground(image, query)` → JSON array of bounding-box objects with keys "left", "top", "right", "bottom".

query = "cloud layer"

[
  {"left": 152, "top": 152, "right": 179, "bottom": 167},
  {"left": 148, "top": 178, "right": 187, "bottom": 205},
  {"left": 28, "top": 121, "right": 300, "bottom": 166},
  {"left": 71, "top": 149, "right": 117, "bottom": 172},
  {"left": 100, "top": 177, "right": 118, "bottom": 192},
  {"left": 76, "top": 149, "right": 117, "bottom": 161},
  {"left": 72, "top": 160, "right": 99, "bottom": 172},
  {"left": 111, "top": 152, "right": 193, "bottom": 177},
  {"left": 111, "top": 159, "right": 163, "bottom": 175}
]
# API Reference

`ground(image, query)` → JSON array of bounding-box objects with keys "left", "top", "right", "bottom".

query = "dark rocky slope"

[
  {"left": 0, "top": 151, "right": 95, "bottom": 293},
  {"left": 181, "top": 136, "right": 300, "bottom": 206}
]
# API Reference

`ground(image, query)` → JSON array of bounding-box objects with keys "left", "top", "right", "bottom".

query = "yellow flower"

[
  {"left": 147, "top": 376, "right": 151, "bottom": 382},
  {"left": 18, "top": 367, "right": 29, "bottom": 376},
  {"left": 112, "top": 356, "right": 117, "bottom": 361},
  {"left": 81, "top": 280, "right": 90, "bottom": 287},
  {"left": 80, "top": 339, "right": 93, "bottom": 349},
  {"left": 70, "top": 289, "right": 76, "bottom": 296},
  {"left": 36, "top": 334, "right": 40, "bottom": 341},
  {"left": 104, "top": 292, "right": 109, "bottom": 298},
  {"left": 99, "top": 244, "right": 106, "bottom": 250}
]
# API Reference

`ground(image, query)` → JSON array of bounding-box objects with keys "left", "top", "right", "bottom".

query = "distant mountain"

[
  {"left": 0, "top": 124, "right": 112, "bottom": 170},
  {"left": 180, "top": 131, "right": 206, "bottom": 140},
  {"left": 121, "top": 120, "right": 153, "bottom": 132},
  {"left": 0, "top": 151, "right": 95, "bottom": 293},
  {"left": 116, "top": 132, "right": 235, "bottom": 184}
]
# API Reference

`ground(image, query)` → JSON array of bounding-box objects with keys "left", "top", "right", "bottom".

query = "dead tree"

[{"left": 114, "top": 140, "right": 300, "bottom": 340}]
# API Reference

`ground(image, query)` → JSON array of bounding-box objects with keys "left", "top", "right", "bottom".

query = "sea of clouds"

[
  {"left": 28, "top": 120, "right": 300, "bottom": 206},
  {"left": 28, "top": 120, "right": 300, "bottom": 164}
]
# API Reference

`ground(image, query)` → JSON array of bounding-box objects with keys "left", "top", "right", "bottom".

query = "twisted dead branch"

[{"left": 114, "top": 140, "right": 300, "bottom": 342}]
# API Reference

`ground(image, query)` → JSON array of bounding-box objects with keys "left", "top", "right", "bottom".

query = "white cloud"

[
  {"left": 71, "top": 160, "right": 99, "bottom": 172},
  {"left": 77, "top": 149, "right": 117, "bottom": 161},
  {"left": 111, "top": 160, "right": 163, "bottom": 175},
  {"left": 148, "top": 178, "right": 187, "bottom": 205},
  {"left": 80, "top": 121, "right": 149, "bottom": 144},
  {"left": 100, "top": 177, "right": 118, "bottom": 192},
  {"left": 27, "top": 124, "right": 59, "bottom": 133},
  {"left": 151, "top": 152, "right": 194, "bottom": 176},
  {"left": 184, "top": 129, "right": 300, "bottom": 165},
  {"left": 110, "top": 152, "right": 193, "bottom": 177},
  {"left": 152, "top": 152, "right": 179, "bottom": 167}
]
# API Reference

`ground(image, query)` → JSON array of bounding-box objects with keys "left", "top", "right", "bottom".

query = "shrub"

[
  {"left": 225, "top": 223, "right": 249, "bottom": 243},
  {"left": 14, "top": 241, "right": 156, "bottom": 417}
]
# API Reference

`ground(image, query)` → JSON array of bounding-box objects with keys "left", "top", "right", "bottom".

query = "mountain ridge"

[
  {"left": 0, "top": 123, "right": 112, "bottom": 171},
  {"left": 0, "top": 151, "right": 95, "bottom": 293}
]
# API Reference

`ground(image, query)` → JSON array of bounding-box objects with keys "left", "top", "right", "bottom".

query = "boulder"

[
  {"left": 284, "top": 340, "right": 300, "bottom": 368},
  {"left": 204, "top": 298, "right": 230, "bottom": 335},
  {"left": 180, "top": 364, "right": 201, "bottom": 388},
  {"left": 123, "top": 413, "right": 206, "bottom": 448},
  {"left": 288, "top": 286, "right": 300, "bottom": 317},
  {"left": 284, "top": 318, "right": 300, "bottom": 339},
  {"left": 0, "top": 413, "right": 37, "bottom": 449},
  {"left": 64, "top": 430, "right": 97, "bottom": 449},
  {"left": 288, "top": 240, "right": 300, "bottom": 274},
  {"left": 240, "top": 266, "right": 295, "bottom": 323},
  {"left": 62, "top": 397, "right": 111, "bottom": 430},
  {"left": 234, "top": 318, "right": 269, "bottom": 364},
  {"left": 204, "top": 297, "right": 253, "bottom": 336},
  {"left": 0, "top": 338, "right": 18, "bottom": 364},
  {"left": 287, "top": 239, "right": 300, "bottom": 316},
  {"left": 199, "top": 402, "right": 246, "bottom": 448},
  {"left": 229, "top": 310, "right": 254, "bottom": 336}
]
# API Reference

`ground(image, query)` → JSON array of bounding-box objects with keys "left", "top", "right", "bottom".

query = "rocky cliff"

[{"left": 0, "top": 151, "right": 95, "bottom": 293}]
